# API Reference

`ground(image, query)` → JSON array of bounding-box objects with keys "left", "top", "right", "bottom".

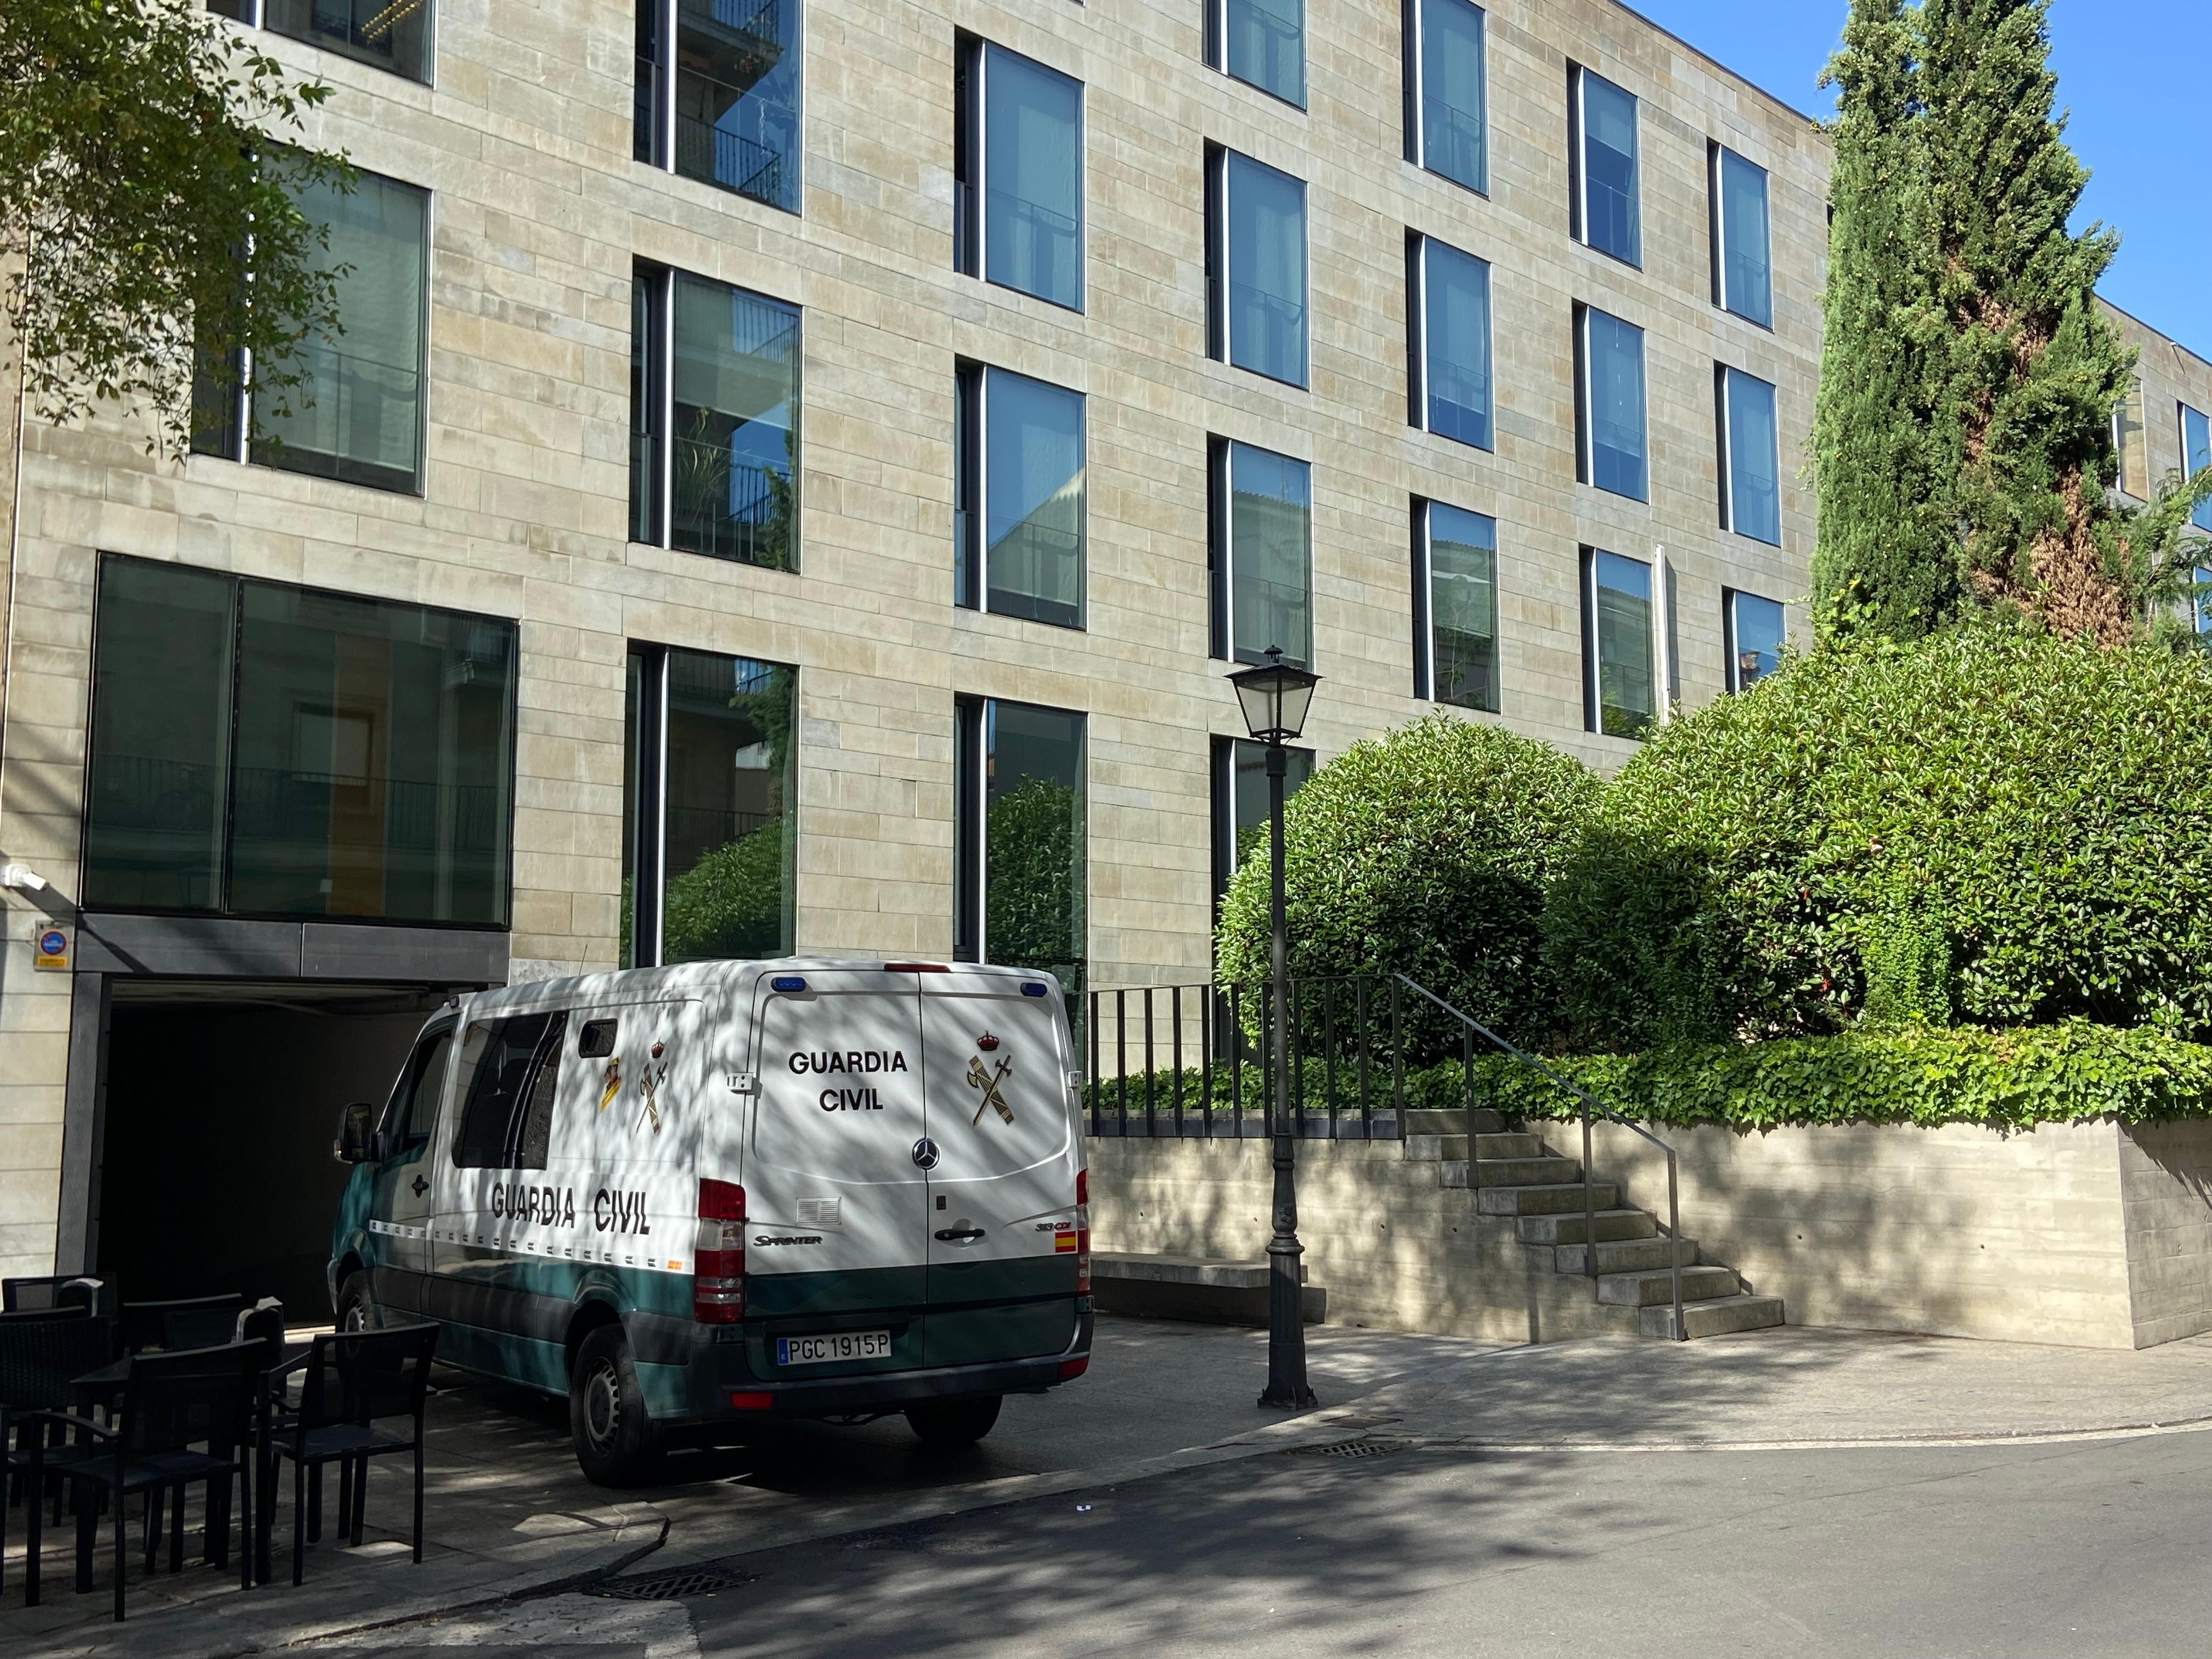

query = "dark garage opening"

[{"left": 97, "top": 983, "right": 450, "bottom": 1315}]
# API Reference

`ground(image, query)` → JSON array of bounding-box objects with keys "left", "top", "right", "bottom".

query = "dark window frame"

[
  {"left": 953, "top": 35, "right": 1087, "bottom": 313},
  {"left": 1569, "top": 63, "right": 1641, "bottom": 268},
  {"left": 1205, "top": 144, "right": 1310, "bottom": 390},
  {"left": 953, "top": 358, "right": 1087, "bottom": 629},
  {"left": 1723, "top": 587, "right": 1786, "bottom": 695},
  {"left": 212, "top": 0, "right": 435, "bottom": 87},
  {"left": 1407, "top": 232, "right": 1494, "bottom": 452},
  {"left": 1402, "top": 0, "right": 1488, "bottom": 196},
  {"left": 1206, "top": 0, "right": 1307, "bottom": 109},
  {"left": 1412, "top": 496, "right": 1500, "bottom": 713},
  {"left": 1709, "top": 140, "right": 1775, "bottom": 330},
  {"left": 633, "top": 0, "right": 804, "bottom": 215},
  {"left": 1207, "top": 435, "right": 1314, "bottom": 668}
]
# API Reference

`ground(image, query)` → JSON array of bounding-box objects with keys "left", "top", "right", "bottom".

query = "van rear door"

[
  {"left": 916, "top": 970, "right": 1080, "bottom": 1367},
  {"left": 747, "top": 969, "right": 930, "bottom": 1378}
]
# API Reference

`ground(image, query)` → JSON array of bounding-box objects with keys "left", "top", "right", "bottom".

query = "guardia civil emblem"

[{"left": 967, "top": 1034, "right": 1014, "bottom": 1126}]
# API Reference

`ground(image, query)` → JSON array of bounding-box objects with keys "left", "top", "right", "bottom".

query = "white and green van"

[{"left": 330, "top": 961, "right": 1093, "bottom": 1485}]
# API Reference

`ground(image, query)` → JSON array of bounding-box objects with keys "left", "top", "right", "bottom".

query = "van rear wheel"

[
  {"left": 905, "top": 1395, "right": 1002, "bottom": 1448},
  {"left": 570, "top": 1325, "right": 665, "bottom": 1487}
]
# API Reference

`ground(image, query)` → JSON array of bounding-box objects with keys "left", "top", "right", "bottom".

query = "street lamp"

[{"left": 1227, "top": 646, "right": 1322, "bottom": 1410}]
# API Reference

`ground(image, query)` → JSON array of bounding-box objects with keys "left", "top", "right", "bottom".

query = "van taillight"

[
  {"left": 1075, "top": 1169, "right": 1091, "bottom": 1296},
  {"left": 694, "top": 1178, "right": 745, "bottom": 1324}
]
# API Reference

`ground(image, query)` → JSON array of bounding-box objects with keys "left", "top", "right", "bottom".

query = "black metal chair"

[
  {"left": 119, "top": 1294, "right": 245, "bottom": 1356},
  {"left": 19, "top": 1341, "right": 262, "bottom": 1621},
  {"left": 0, "top": 1310, "right": 115, "bottom": 1599},
  {"left": 3, "top": 1276, "right": 117, "bottom": 1317},
  {"left": 267, "top": 1324, "right": 438, "bottom": 1586}
]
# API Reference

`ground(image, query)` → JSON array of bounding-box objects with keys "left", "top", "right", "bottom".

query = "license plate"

[{"left": 777, "top": 1330, "right": 891, "bottom": 1367}]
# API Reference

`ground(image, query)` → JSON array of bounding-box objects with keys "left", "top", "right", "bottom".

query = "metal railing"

[{"left": 1391, "top": 974, "right": 1687, "bottom": 1342}]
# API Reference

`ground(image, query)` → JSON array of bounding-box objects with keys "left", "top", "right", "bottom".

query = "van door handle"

[
  {"left": 410, "top": 1175, "right": 428, "bottom": 1198},
  {"left": 933, "top": 1227, "right": 986, "bottom": 1243}
]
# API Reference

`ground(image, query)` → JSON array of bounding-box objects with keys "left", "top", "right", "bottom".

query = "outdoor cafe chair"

[
  {"left": 18, "top": 1340, "right": 261, "bottom": 1621},
  {"left": 119, "top": 1294, "right": 245, "bottom": 1357},
  {"left": 266, "top": 1324, "right": 438, "bottom": 1587},
  {"left": 0, "top": 1308, "right": 115, "bottom": 1599},
  {"left": 3, "top": 1276, "right": 118, "bottom": 1318}
]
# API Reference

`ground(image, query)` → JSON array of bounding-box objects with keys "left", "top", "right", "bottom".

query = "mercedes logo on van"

[{"left": 911, "top": 1137, "right": 940, "bottom": 1170}]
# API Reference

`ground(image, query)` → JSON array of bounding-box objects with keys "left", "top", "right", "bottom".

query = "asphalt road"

[{"left": 658, "top": 1429, "right": 2212, "bottom": 1659}]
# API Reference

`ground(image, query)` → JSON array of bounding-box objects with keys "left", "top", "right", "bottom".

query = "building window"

[
  {"left": 1571, "top": 65, "right": 1640, "bottom": 266},
  {"left": 1575, "top": 306, "right": 1647, "bottom": 502},
  {"left": 1725, "top": 590, "right": 1785, "bottom": 692},
  {"left": 2194, "top": 567, "right": 2212, "bottom": 638},
  {"left": 1403, "top": 0, "right": 1486, "bottom": 195},
  {"left": 2113, "top": 379, "right": 2149, "bottom": 500},
  {"left": 1210, "top": 439, "right": 1312, "bottom": 667},
  {"left": 1583, "top": 549, "right": 1658, "bottom": 739},
  {"left": 191, "top": 168, "right": 428, "bottom": 496},
  {"left": 623, "top": 646, "right": 797, "bottom": 967},
  {"left": 1408, "top": 235, "right": 1492, "bottom": 450},
  {"left": 1209, "top": 0, "right": 1304, "bottom": 106},
  {"left": 955, "top": 39, "right": 1085, "bottom": 312},
  {"left": 633, "top": 0, "right": 801, "bottom": 213},
  {"left": 1718, "top": 366, "right": 1781, "bottom": 545},
  {"left": 1711, "top": 144, "right": 1772, "bottom": 328},
  {"left": 212, "top": 0, "right": 432, "bottom": 84},
  {"left": 955, "top": 364, "right": 1085, "bottom": 628},
  {"left": 1207, "top": 146, "right": 1308, "bottom": 389},
  {"left": 629, "top": 264, "right": 800, "bottom": 571},
  {"left": 83, "top": 556, "right": 516, "bottom": 923},
  {"left": 1210, "top": 736, "right": 1314, "bottom": 914},
  {"left": 954, "top": 698, "right": 1086, "bottom": 997},
  {"left": 2185, "top": 404, "right": 2212, "bottom": 533},
  {"left": 1412, "top": 500, "right": 1499, "bottom": 713}
]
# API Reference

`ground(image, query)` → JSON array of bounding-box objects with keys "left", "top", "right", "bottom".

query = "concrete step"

[
  {"left": 1403, "top": 1134, "right": 1466, "bottom": 1162},
  {"left": 1400, "top": 1108, "right": 1506, "bottom": 1137},
  {"left": 1596, "top": 1264, "right": 1742, "bottom": 1307},
  {"left": 1471, "top": 1155, "right": 1582, "bottom": 1188},
  {"left": 1473, "top": 1181, "right": 1618, "bottom": 1215},
  {"left": 1515, "top": 1209, "right": 1658, "bottom": 1245},
  {"left": 1550, "top": 1236, "right": 1700, "bottom": 1275},
  {"left": 1473, "top": 1132, "right": 1549, "bottom": 1160},
  {"left": 1640, "top": 1294, "right": 1786, "bottom": 1340}
]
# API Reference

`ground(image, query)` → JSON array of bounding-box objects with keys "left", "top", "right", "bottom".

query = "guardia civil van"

[{"left": 329, "top": 961, "right": 1094, "bottom": 1485}]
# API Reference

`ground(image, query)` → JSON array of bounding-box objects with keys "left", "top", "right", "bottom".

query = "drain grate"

[
  {"left": 1288, "top": 1436, "right": 1413, "bottom": 1460},
  {"left": 587, "top": 1566, "right": 748, "bottom": 1601}
]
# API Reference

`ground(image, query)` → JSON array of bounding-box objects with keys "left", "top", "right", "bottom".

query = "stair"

[{"left": 1401, "top": 1109, "right": 1783, "bottom": 1341}]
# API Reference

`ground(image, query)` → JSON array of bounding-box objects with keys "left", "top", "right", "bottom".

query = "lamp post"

[{"left": 1228, "top": 646, "right": 1322, "bottom": 1410}]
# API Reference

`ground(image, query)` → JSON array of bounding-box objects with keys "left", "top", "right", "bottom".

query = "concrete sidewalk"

[{"left": 13, "top": 1317, "right": 2212, "bottom": 1656}]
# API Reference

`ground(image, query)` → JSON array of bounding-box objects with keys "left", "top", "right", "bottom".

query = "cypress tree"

[{"left": 1810, "top": 0, "right": 1955, "bottom": 640}]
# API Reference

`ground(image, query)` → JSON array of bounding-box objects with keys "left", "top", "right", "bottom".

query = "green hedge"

[{"left": 1085, "top": 1025, "right": 2212, "bottom": 1131}]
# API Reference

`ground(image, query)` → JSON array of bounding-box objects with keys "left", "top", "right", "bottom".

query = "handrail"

[{"left": 1390, "top": 974, "right": 1688, "bottom": 1342}]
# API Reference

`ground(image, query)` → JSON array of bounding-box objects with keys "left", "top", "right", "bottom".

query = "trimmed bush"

[
  {"left": 1216, "top": 714, "right": 1599, "bottom": 1057},
  {"left": 1543, "top": 625, "right": 2212, "bottom": 1049}
]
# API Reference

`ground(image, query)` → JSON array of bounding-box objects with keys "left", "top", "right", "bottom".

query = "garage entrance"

[{"left": 96, "top": 982, "right": 448, "bottom": 1315}]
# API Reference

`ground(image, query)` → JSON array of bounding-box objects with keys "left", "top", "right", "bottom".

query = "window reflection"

[
  {"left": 1578, "top": 69, "right": 1640, "bottom": 265},
  {"left": 1223, "top": 441, "right": 1312, "bottom": 667},
  {"left": 1426, "top": 503, "right": 1498, "bottom": 713},
  {"left": 1589, "top": 550, "right": 1654, "bottom": 739},
  {"left": 1414, "top": 0, "right": 1486, "bottom": 193}
]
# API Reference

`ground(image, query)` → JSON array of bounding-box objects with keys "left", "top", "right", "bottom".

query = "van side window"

[
  {"left": 578, "top": 1018, "right": 618, "bottom": 1058},
  {"left": 514, "top": 1012, "right": 568, "bottom": 1170},
  {"left": 453, "top": 1011, "right": 568, "bottom": 1169},
  {"left": 384, "top": 1029, "right": 454, "bottom": 1148}
]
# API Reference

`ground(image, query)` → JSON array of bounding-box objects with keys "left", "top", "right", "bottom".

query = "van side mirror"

[{"left": 335, "top": 1101, "right": 377, "bottom": 1164}]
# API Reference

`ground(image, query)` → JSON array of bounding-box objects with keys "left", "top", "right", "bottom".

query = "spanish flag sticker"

[{"left": 1055, "top": 1232, "right": 1079, "bottom": 1254}]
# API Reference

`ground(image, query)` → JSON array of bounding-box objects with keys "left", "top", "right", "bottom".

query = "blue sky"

[{"left": 1626, "top": 1, "right": 2212, "bottom": 359}]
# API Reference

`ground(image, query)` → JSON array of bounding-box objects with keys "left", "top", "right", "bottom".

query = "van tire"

[
  {"left": 905, "top": 1395, "right": 1002, "bottom": 1448},
  {"left": 570, "top": 1324, "right": 665, "bottom": 1488},
  {"left": 335, "top": 1272, "right": 374, "bottom": 1334}
]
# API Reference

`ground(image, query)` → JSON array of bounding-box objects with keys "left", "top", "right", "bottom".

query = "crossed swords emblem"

[{"left": 967, "top": 1053, "right": 1015, "bottom": 1126}]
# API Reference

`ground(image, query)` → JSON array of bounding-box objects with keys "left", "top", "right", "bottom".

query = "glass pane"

[
  {"left": 1424, "top": 241, "right": 1491, "bottom": 449},
  {"left": 984, "top": 47, "right": 1083, "bottom": 310},
  {"left": 387, "top": 1030, "right": 453, "bottom": 1144},
  {"left": 1725, "top": 369, "right": 1781, "bottom": 545},
  {"left": 82, "top": 560, "right": 235, "bottom": 911},
  {"left": 1593, "top": 550, "right": 1654, "bottom": 738},
  {"left": 629, "top": 273, "right": 657, "bottom": 545},
  {"left": 1429, "top": 504, "right": 1498, "bottom": 712},
  {"left": 1229, "top": 739, "right": 1313, "bottom": 874},
  {"left": 1581, "top": 70, "right": 1639, "bottom": 264},
  {"left": 1718, "top": 148, "right": 1772, "bottom": 326},
  {"left": 1228, "top": 442, "right": 1312, "bottom": 665},
  {"left": 2196, "top": 566, "right": 2212, "bottom": 637},
  {"left": 228, "top": 584, "right": 516, "bottom": 923},
  {"left": 1418, "top": 0, "right": 1486, "bottom": 193},
  {"left": 250, "top": 172, "right": 427, "bottom": 493},
  {"left": 1226, "top": 0, "right": 1304, "bottom": 105},
  {"left": 1585, "top": 309, "right": 1646, "bottom": 501},
  {"left": 2186, "top": 406, "right": 2212, "bottom": 534},
  {"left": 985, "top": 701, "right": 1085, "bottom": 989},
  {"left": 513, "top": 1011, "right": 569, "bottom": 1170},
  {"left": 2115, "top": 381, "right": 2149, "bottom": 499},
  {"left": 985, "top": 369, "right": 1084, "bottom": 628},
  {"left": 453, "top": 1012, "right": 553, "bottom": 1170},
  {"left": 670, "top": 273, "right": 799, "bottom": 570},
  {"left": 671, "top": 0, "right": 800, "bottom": 211},
  {"left": 1226, "top": 151, "right": 1307, "bottom": 386},
  {"left": 1731, "top": 591, "right": 1785, "bottom": 690},
  {"left": 266, "top": 0, "right": 432, "bottom": 83},
  {"left": 621, "top": 648, "right": 645, "bottom": 969},
  {"left": 660, "top": 651, "right": 796, "bottom": 962}
]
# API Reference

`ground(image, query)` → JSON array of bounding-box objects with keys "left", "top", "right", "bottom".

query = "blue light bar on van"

[
  {"left": 772, "top": 977, "right": 807, "bottom": 993},
  {"left": 1021, "top": 982, "right": 1049, "bottom": 997}
]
